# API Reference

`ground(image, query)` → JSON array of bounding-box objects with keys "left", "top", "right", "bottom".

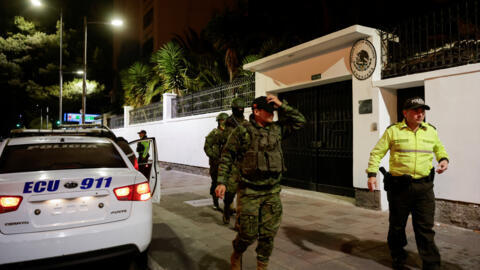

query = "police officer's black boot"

[
  {"left": 422, "top": 262, "right": 441, "bottom": 270},
  {"left": 392, "top": 258, "right": 407, "bottom": 270},
  {"left": 390, "top": 249, "right": 408, "bottom": 270}
]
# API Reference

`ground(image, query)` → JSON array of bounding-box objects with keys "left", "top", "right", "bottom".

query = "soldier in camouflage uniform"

[
  {"left": 216, "top": 95, "right": 306, "bottom": 270},
  {"left": 221, "top": 97, "right": 248, "bottom": 225},
  {"left": 204, "top": 112, "right": 229, "bottom": 210}
]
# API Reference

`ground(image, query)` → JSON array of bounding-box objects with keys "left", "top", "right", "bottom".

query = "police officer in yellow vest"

[
  {"left": 137, "top": 130, "right": 150, "bottom": 178},
  {"left": 366, "top": 97, "right": 449, "bottom": 270}
]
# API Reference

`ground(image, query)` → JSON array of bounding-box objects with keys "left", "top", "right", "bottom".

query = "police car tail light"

[
  {"left": 0, "top": 196, "right": 23, "bottom": 214},
  {"left": 134, "top": 182, "right": 151, "bottom": 201},
  {"left": 114, "top": 182, "right": 151, "bottom": 201},
  {"left": 114, "top": 186, "right": 133, "bottom": 201}
]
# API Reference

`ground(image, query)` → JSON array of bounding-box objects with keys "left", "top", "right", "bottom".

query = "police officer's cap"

[
  {"left": 138, "top": 130, "right": 147, "bottom": 134},
  {"left": 231, "top": 97, "right": 246, "bottom": 109},
  {"left": 216, "top": 112, "right": 229, "bottom": 121},
  {"left": 403, "top": 97, "right": 430, "bottom": 110},
  {"left": 252, "top": 96, "right": 275, "bottom": 113}
]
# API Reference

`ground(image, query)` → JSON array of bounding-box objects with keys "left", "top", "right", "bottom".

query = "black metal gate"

[{"left": 279, "top": 80, "right": 354, "bottom": 197}]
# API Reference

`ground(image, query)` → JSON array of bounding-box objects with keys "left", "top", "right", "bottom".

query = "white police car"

[{"left": 0, "top": 127, "right": 159, "bottom": 268}]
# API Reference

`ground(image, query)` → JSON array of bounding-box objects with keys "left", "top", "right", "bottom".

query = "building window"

[
  {"left": 143, "top": 8, "right": 153, "bottom": 29},
  {"left": 142, "top": 38, "right": 153, "bottom": 59}
]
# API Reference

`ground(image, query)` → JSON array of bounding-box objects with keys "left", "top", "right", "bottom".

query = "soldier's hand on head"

[
  {"left": 215, "top": 184, "right": 226, "bottom": 199},
  {"left": 436, "top": 160, "right": 449, "bottom": 174},
  {"left": 368, "top": 176, "right": 378, "bottom": 192},
  {"left": 266, "top": 94, "right": 282, "bottom": 108}
]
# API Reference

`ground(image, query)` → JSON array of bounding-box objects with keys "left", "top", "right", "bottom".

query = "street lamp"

[
  {"left": 30, "top": 0, "right": 63, "bottom": 125},
  {"left": 82, "top": 17, "right": 123, "bottom": 124}
]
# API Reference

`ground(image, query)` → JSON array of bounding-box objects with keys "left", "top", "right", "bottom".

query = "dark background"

[{"left": 0, "top": 0, "right": 460, "bottom": 137}]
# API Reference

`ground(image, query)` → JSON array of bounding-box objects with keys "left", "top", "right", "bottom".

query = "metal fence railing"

[
  {"left": 129, "top": 102, "right": 163, "bottom": 125},
  {"left": 109, "top": 115, "right": 124, "bottom": 129},
  {"left": 173, "top": 77, "right": 255, "bottom": 118},
  {"left": 380, "top": 0, "right": 480, "bottom": 79}
]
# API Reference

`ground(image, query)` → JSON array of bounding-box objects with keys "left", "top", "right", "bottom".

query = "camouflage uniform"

[
  {"left": 221, "top": 98, "right": 248, "bottom": 224},
  {"left": 204, "top": 113, "right": 229, "bottom": 209},
  {"left": 217, "top": 101, "right": 305, "bottom": 264}
]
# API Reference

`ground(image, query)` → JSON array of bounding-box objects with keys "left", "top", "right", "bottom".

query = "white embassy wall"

[{"left": 425, "top": 71, "right": 480, "bottom": 204}]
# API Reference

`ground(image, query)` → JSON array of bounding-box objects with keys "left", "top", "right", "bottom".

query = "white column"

[
  {"left": 123, "top": 106, "right": 133, "bottom": 127},
  {"left": 102, "top": 113, "right": 110, "bottom": 127},
  {"left": 352, "top": 34, "right": 395, "bottom": 211},
  {"left": 163, "top": 93, "right": 177, "bottom": 120}
]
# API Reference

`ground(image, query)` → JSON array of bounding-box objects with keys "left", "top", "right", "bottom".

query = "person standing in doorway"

[
  {"left": 136, "top": 130, "right": 150, "bottom": 178},
  {"left": 216, "top": 94, "right": 306, "bottom": 270},
  {"left": 366, "top": 97, "right": 449, "bottom": 270}
]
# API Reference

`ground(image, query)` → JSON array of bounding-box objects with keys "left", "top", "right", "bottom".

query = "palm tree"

[
  {"left": 238, "top": 54, "right": 260, "bottom": 78},
  {"left": 173, "top": 28, "right": 227, "bottom": 90},
  {"left": 151, "top": 41, "right": 186, "bottom": 96},
  {"left": 204, "top": 3, "right": 250, "bottom": 83},
  {"left": 121, "top": 62, "right": 153, "bottom": 107}
]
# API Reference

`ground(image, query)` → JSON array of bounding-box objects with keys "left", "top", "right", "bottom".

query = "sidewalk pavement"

[{"left": 148, "top": 168, "right": 480, "bottom": 270}]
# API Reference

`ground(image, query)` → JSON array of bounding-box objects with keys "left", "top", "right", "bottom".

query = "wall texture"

[{"left": 425, "top": 71, "right": 480, "bottom": 204}]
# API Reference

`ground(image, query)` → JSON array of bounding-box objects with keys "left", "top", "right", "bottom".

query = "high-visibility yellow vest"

[
  {"left": 367, "top": 120, "right": 449, "bottom": 179},
  {"left": 139, "top": 141, "right": 150, "bottom": 159}
]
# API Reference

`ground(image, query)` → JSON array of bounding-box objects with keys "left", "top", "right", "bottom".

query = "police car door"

[{"left": 129, "top": 138, "right": 160, "bottom": 203}]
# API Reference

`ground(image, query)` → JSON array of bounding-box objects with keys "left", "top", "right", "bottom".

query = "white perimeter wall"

[
  {"left": 425, "top": 71, "right": 480, "bottom": 203},
  {"left": 112, "top": 109, "right": 251, "bottom": 168}
]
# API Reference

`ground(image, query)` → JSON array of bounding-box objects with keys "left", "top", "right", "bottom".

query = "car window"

[
  {"left": 115, "top": 137, "right": 136, "bottom": 165},
  {"left": 0, "top": 142, "right": 127, "bottom": 174}
]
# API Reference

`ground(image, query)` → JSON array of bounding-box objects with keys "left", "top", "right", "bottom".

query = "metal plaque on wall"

[{"left": 359, "top": 99, "right": 372, "bottom": 114}]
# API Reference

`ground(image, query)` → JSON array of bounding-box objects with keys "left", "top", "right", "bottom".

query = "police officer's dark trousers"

[{"left": 387, "top": 176, "right": 440, "bottom": 269}]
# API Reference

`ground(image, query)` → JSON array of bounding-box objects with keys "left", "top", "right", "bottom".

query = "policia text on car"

[{"left": 366, "top": 97, "right": 449, "bottom": 270}]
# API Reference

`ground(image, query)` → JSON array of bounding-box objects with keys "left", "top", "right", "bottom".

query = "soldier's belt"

[
  {"left": 239, "top": 182, "right": 275, "bottom": 191},
  {"left": 242, "top": 171, "right": 280, "bottom": 180}
]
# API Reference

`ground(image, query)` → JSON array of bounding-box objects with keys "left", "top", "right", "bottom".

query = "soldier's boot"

[
  {"left": 256, "top": 260, "right": 268, "bottom": 270},
  {"left": 230, "top": 251, "right": 243, "bottom": 270},
  {"left": 223, "top": 213, "right": 230, "bottom": 224}
]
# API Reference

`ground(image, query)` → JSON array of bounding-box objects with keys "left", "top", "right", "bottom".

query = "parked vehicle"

[{"left": 0, "top": 125, "right": 159, "bottom": 268}]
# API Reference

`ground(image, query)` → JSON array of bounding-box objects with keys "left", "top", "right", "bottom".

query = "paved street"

[{"left": 148, "top": 169, "right": 480, "bottom": 270}]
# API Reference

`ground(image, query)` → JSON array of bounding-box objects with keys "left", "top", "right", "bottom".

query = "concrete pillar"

[
  {"left": 163, "top": 93, "right": 177, "bottom": 120},
  {"left": 123, "top": 106, "right": 133, "bottom": 127},
  {"left": 102, "top": 113, "right": 110, "bottom": 128},
  {"left": 352, "top": 34, "right": 394, "bottom": 211}
]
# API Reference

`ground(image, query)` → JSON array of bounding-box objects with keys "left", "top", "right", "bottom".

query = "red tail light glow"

[
  {"left": 114, "top": 182, "right": 151, "bottom": 201},
  {"left": 0, "top": 196, "right": 23, "bottom": 214},
  {"left": 114, "top": 186, "right": 133, "bottom": 200},
  {"left": 135, "top": 183, "right": 151, "bottom": 201}
]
